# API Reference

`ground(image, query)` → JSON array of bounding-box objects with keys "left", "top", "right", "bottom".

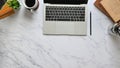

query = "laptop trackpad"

[{"left": 56, "top": 22, "right": 74, "bottom": 34}]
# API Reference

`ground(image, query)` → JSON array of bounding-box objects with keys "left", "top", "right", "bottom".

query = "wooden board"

[
  {"left": 94, "top": 0, "right": 115, "bottom": 23},
  {"left": 101, "top": 0, "right": 120, "bottom": 23}
]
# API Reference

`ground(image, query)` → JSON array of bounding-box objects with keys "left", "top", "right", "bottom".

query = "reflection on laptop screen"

[{"left": 44, "top": 0, "right": 88, "bottom": 4}]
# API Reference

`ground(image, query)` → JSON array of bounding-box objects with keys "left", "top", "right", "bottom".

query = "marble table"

[{"left": 0, "top": 0, "right": 120, "bottom": 68}]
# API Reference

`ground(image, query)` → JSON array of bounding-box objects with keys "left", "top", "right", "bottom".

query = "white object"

[{"left": 23, "top": 0, "right": 39, "bottom": 11}]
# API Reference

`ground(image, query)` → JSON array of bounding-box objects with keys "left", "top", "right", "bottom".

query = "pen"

[{"left": 90, "top": 12, "right": 92, "bottom": 35}]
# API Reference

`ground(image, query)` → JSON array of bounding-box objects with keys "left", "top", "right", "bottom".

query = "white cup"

[{"left": 23, "top": 0, "right": 39, "bottom": 11}]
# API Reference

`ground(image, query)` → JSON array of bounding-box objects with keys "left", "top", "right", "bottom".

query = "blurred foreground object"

[{"left": 0, "top": 3, "right": 15, "bottom": 19}]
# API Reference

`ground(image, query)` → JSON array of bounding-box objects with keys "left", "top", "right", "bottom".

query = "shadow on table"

[
  {"left": 22, "top": 8, "right": 36, "bottom": 20},
  {"left": 109, "top": 35, "right": 120, "bottom": 45}
]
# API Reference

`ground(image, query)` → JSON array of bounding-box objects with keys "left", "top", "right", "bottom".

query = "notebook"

[
  {"left": 100, "top": 0, "right": 120, "bottom": 23},
  {"left": 43, "top": 0, "right": 88, "bottom": 35},
  {"left": 94, "top": 0, "right": 114, "bottom": 22},
  {"left": 94, "top": 0, "right": 109, "bottom": 16}
]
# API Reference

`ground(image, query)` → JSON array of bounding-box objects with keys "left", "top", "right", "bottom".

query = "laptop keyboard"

[{"left": 45, "top": 6, "right": 85, "bottom": 21}]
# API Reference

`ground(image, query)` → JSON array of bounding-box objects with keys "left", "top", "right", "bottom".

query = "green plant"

[{"left": 7, "top": 0, "right": 20, "bottom": 9}]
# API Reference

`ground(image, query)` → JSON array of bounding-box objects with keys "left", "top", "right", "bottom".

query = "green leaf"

[{"left": 7, "top": 0, "right": 20, "bottom": 9}]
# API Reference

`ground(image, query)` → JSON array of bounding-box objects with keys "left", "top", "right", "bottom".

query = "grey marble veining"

[{"left": 0, "top": 0, "right": 120, "bottom": 68}]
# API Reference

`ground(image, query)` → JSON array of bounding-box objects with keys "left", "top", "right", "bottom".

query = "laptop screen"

[{"left": 44, "top": 0, "right": 88, "bottom": 4}]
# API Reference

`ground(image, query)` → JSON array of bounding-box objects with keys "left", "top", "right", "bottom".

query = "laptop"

[{"left": 43, "top": 0, "right": 88, "bottom": 35}]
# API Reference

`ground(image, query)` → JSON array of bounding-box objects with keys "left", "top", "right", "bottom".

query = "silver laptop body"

[{"left": 43, "top": 4, "right": 87, "bottom": 35}]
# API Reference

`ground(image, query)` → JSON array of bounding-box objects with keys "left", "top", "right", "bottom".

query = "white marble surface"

[{"left": 0, "top": 0, "right": 120, "bottom": 68}]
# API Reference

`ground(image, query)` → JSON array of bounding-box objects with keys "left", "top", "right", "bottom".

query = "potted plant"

[
  {"left": 7, "top": 0, "right": 20, "bottom": 9},
  {"left": 0, "top": 0, "right": 20, "bottom": 19}
]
